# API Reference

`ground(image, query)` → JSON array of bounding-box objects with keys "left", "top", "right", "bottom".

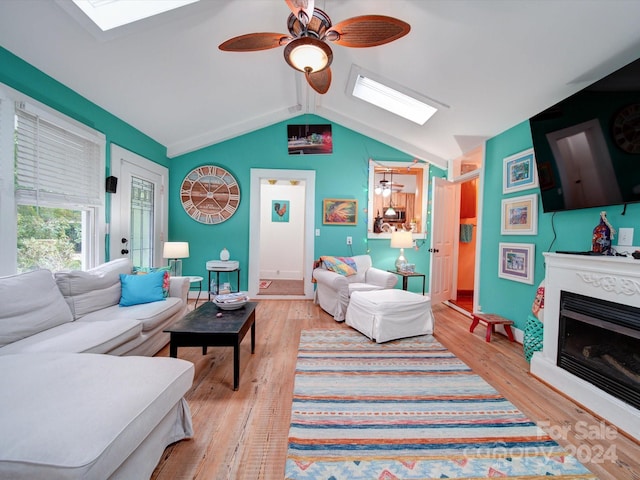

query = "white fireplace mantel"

[{"left": 531, "top": 252, "right": 640, "bottom": 440}]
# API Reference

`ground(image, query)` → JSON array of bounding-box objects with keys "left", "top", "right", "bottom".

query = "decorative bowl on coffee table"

[{"left": 214, "top": 292, "right": 249, "bottom": 310}]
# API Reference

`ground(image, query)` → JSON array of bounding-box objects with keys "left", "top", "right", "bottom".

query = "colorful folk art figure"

[{"left": 592, "top": 211, "right": 615, "bottom": 255}]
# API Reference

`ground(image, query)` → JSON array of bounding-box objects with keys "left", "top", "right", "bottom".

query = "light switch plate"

[{"left": 618, "top": 227, "right": 634, "bottom": 246}]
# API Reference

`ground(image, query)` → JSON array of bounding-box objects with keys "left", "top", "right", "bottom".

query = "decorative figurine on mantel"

[{"left": 592, "top": 211, "right": 615, "bottom": 255}]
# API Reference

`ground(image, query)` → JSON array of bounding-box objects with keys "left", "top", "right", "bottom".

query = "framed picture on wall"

[
  {"left": 503, "top": 148, "right": 538, "bottom": 194},
  {"left": 322, "top": 199, "right": 357, "bottom": 225},
  {"left": 498, "top": 242, "right": 535, "bottom": 284},
  {"left": 272, "top": 200, "right": 289, "bottom": 222},
  {"left": 501, "top": 193, "right": 538, "bottom": 235},
  {"left": 287, "top": 124, "right": 333, "bottom": 155}
]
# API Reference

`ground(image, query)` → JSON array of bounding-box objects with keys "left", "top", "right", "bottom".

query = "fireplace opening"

[{"left": 558, "top": 291, "right": 640, "bottom": 410}]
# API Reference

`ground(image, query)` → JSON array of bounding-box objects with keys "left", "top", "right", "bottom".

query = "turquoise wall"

[
  {"left": 0, "top": 48, "right": 167, "bottom": 167},
  {"left": 13, "top": 44, "right": 639, "bottom": 324},
  {"left": 171, "top": 115, "right": 445, "bottom": 292},
  {"left": 480, "top": 120, "right": 640, "bottom": 330},
  {"left": 0, "top": 46, "right": 169, "bottom": 259},
  {"left": 0, "top": 47, "right": 445, "bottom": 292}
]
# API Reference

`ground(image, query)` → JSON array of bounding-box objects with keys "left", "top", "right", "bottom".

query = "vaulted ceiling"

[{"left": 1, "top": 1, "right": 640, "bottom": 169}]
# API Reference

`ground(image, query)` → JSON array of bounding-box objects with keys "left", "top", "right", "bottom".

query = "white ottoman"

[{"left": 346, "top": 289, "right": 434, "bottom": 343}]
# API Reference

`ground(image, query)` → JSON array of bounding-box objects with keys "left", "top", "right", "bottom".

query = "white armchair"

[{"left": 313, "top": 255, "right": 398, "bottom": 321}]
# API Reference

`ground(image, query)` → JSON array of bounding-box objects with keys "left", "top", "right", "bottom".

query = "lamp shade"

[
  {"left": 163, "top": 242, "right": 189, "bottom": 259},
  {"left": 390, "top": 230, "right": 413, "bottom": 249},
  {"left": 284, "top": 37, "right": 332, "bottom": 73}
]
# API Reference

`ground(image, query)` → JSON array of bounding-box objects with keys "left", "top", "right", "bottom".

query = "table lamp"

[
  {"left": 390, "top": 230, "right": 413, "bottom": 271},
  {"left": 163, "top": 242, "right": 189, "bottom": 277}
]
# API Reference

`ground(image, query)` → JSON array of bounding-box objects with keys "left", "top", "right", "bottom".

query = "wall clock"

[
  {"left": 612, "top": 103, "right": 640, "bottom": 154},
  {"left": 180, "top": 165, "right": 240, "bottom": 224}
]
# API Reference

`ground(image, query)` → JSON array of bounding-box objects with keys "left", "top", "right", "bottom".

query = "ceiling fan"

[
  {"left": 375, "top": 169, "right": 404, "bottom": 196},
  {"left": 218, "top": 0, "right": 410, "bottom": 94}
]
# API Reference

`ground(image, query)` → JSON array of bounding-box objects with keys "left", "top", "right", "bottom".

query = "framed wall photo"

[
  {"left": 498, "top": 242, "right": 535, "bottom": 284},
  {"left": 503, "top": 148, "right": 538, "bottom": 194},
  {"left": 323, "top": 199, "right": 358, "bottom": 225},
  {"left": 272, "top": 200, "right": 289, "bottom": 222},
  {"left": 287, "top": 124, "right": 333, "bottom": 155},
  {"left": 501, "top": 193, "right": 538, "bottom": 235}
]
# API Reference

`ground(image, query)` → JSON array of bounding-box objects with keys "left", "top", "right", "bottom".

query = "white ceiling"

[{"left": 1, "top": 0, "right": 640, "bottom": 168}]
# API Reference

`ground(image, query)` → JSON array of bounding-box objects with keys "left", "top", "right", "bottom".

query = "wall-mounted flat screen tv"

[{"left": 529, "top": 57, "right": 640, "bottom": 213}]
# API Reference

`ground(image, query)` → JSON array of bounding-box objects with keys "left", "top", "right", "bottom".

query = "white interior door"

[
  {"left": 110, "top": 145, "right": 168, "bottom": 267},
  {"left": 429, "top": 177, "right": 459, "bottom": 304}
]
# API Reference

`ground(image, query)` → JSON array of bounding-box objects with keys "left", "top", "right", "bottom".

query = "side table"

[
  {"left": 186, "top": 276, "right": 203, "bottom": 308},
  {"left": 387, "top": 270, "right": 426, "bottom": 295},
  {"left": 207, "top": 263, "right": 241, "bottom": 301}
]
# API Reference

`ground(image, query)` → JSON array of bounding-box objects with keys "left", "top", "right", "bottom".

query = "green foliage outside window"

[{"left": 17, "top": 205, "right": 82, "bottom": 273}]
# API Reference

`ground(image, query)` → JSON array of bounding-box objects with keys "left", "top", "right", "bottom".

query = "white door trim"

[
  {"left": 109, "top": 144, "right": 168, "bottom": 266},
  {"left": 248, "top": 169, "right": 315, "bottom": 300},
  {"left": 447, "top": 143, "right": 485, "bottom": 314}
]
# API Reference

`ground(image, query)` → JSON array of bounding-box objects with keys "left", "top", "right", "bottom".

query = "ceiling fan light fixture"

[{"left": 284, "top": 37, "right": 333, "bottom": 73}]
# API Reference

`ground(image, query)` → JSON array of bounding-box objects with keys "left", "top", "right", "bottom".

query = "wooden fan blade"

[
  {"left": 327, "top": 15, "right": 410, "bottom": 48},
  {"left": 305, "top": 68, "right": 331, "bottom": 94},
  {"left": 285, "top": 0, "right": 315, "bottom": 25},
  {"left": 219, "top": 33, "right": 289, "bottom": 52}
]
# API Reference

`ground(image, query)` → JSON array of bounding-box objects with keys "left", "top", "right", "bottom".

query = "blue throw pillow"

[
  {"left": 119, "top": 270, "right": 165, "bottom": 307},
  {"left": 132, "top": 265, "right": 171, "bottom": 297}
]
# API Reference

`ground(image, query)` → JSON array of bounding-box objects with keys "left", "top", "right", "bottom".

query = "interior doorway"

[
  {"left": 248, "top": 169, "right": 315, "bottom": 300},
  {"left": 446, "top": 145, "right": 483, "bottom": 316},
  {"left": 450, "top": 175, "right": 478, "bottom": 314}
]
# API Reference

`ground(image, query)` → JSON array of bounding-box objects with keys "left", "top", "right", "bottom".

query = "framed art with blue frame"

[{"left": 503, "top": 148, "right": 538, "bottom": 194}]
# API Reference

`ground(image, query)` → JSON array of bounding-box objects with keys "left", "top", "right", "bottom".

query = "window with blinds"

[{"left": 15, "top": 105, "right": 104, "bottom": 207}]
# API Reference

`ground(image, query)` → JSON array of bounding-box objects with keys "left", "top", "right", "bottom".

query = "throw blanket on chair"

[{"left": 319, "top": 256, "right": 357, "bottom": 276}]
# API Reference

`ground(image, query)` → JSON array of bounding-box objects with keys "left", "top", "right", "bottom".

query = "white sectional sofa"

[
  {"left": 0, "top": 259, "right": 195, "bottom": 479},
  {"left": 0, "top": 258, "right": 189, "bottom": 356}
]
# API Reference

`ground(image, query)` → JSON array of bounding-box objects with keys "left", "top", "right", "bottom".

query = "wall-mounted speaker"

[{"left": 105, "top": 176, "right": 118, "bottom": 193}]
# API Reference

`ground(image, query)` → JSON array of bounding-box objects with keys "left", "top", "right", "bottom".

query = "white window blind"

[{"left": 15, "top": 104, "right": 104, "bottom": 207}]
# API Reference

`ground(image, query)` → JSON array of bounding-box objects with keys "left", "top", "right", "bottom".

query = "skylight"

[
  {"left": 348, "top": 67, "right": 446, "bottom": 125},
  {"left": 71, "top": 0, "right": 199, "bottom": 31}
]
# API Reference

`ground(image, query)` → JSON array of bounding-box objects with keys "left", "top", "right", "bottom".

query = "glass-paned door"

[
  {"left": 110, "top": 145, "right": 168, "bottom": 268},
  {"left": 129, "top": 176, "right": 155, "bottom": 267}
]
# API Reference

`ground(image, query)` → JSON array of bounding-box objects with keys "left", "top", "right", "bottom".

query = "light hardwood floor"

[{"left": 151, "top": 300, "right": 640, "bottom": 480}]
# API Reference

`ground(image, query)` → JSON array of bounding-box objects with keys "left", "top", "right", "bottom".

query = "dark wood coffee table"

[{"left": 164, "top": 301, "right": 257, "bottom": 390}]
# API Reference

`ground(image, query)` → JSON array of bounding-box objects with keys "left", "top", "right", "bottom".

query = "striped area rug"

[{"left": 285, "top": 329, "right": 596, "bottom": 479}]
